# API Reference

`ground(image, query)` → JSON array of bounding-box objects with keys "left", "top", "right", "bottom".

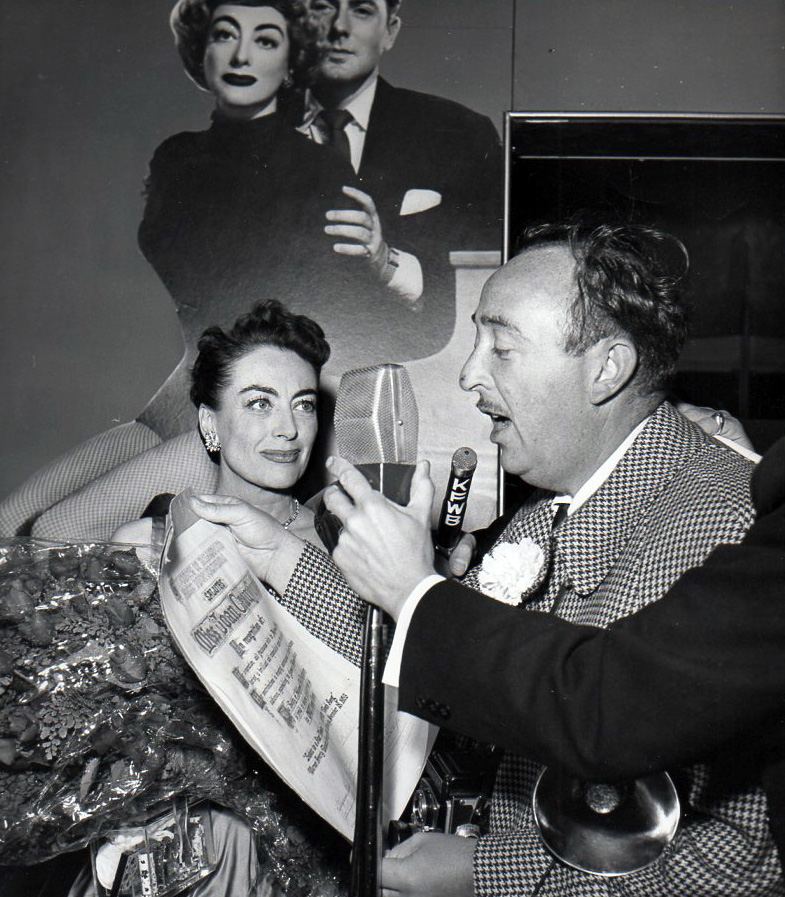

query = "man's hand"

[
  {"left": 447, "top": 532, "right": 477, "bottom": 578},
  {"left": 188, "top": 494, "right": 302, "bottom": 592},
  {"left": 325, "top": 185, "right": 392, "bottom": 281},
  {"left": 381, "top": 832, "right": 476, "bottom": 897},
  {"left": 322, "top": 457, "right": 436, "bottom": 618}
]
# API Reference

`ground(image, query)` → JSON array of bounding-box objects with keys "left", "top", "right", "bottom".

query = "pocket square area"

[{"left": 400, "top": 188, "right": 442, "bottom": 216}]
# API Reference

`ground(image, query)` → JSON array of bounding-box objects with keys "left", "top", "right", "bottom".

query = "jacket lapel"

[
  {"left": 357, "top": 78, "right": 406, "bottom": 199},
  {"left": 555, "top": 401, "right": 704, "bottom": 595},
  {"left": 464, "top": 402, "right": 707, "bottom": 604},
  {"left": 462, "top": 491, "right": 557, "bottom": 601}
]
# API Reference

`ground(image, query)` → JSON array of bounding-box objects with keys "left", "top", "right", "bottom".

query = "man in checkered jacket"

[{"left": 322, "top": 221, "right": 783, "bottom": 895}]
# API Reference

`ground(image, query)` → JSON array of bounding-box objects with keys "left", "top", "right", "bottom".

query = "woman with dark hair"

[
  {"left": 136, "top": 0, "right": 362, "bottom": 439},
  {"left": 113, "top": 300, "right": 340, "bottom": 559},
  {"left": 61, "top": 300, "right": 363, "bottom": 897},
  {"left": 171, "top": 0, "right": 317, "bottom": 95},
  {"left": 0, "top": 0, "right": 364, "bottom": 542}
]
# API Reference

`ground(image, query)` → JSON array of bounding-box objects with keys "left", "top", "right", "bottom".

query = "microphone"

[
  {"left": 334, "top": 363, "right": 419, "bottom": 499},
  {"left": 316, "top": 363, "right": 419, "bottom": 552},
  {"left": 324, "top": 364, "right": 418, "bottom": 897},
  {"left": 434, "top": 447, "right": 477, "bottom": 557}
]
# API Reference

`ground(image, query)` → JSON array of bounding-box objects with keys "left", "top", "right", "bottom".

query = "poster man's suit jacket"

[{"left": 350, "top": 78, "right": 502, "bottom": 359}]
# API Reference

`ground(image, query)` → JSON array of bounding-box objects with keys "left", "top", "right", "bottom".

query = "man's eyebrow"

[{"left": 479, "top": 312, "right": 524, "bottom": 335}]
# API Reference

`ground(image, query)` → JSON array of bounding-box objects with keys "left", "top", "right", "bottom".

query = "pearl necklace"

[{"left": 281, "top": 498, "right": 299, "bottom": 530}]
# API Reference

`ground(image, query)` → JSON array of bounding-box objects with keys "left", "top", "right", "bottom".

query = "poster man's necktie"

[{"left": 319, "top": 108, "right": 353, "bottom": 165}]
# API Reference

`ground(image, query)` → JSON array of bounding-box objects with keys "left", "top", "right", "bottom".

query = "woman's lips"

[
  {"left": 222, "top": 73, "right": 257, "bottom": 87},
  {"left": 261, "top": 449, "right": 301, "bottom": 464}
]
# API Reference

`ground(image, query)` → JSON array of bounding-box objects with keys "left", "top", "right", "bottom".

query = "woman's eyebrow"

[
  {"left": 254, "top": 24, "right": 285, "bottom": 36},
  {"left": 239, "top": 385, "right": 277, "bottom": 396}
]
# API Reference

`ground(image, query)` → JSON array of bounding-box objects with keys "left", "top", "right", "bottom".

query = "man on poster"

[
  {"left": 298, "top": 0, "right": 502, "bottom": 358},
  {"left": 322, "top": 221, "right": 782, "bottom": 895}
]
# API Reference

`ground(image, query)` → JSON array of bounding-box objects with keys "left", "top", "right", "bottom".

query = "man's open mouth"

[{"left": 479, "top": 404, "right": 510, "bottom": 425}]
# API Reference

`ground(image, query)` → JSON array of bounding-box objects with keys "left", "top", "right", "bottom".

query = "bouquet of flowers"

[{"left": 0, "top": 537, "right": 348, "bottom": 896}]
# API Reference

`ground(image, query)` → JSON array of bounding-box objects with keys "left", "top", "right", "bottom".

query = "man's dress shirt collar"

[
  {"left": 299, "top": 71, "right": 379, "bottom": 173},
  {"left": 555, "top": 415, "right": 650, "bottom": 517}
]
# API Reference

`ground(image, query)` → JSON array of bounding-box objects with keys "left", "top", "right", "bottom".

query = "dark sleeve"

[
  {"left": 399, "top": 441, "right": 785, "bottom": 781},
  {"left": 137, "top": 138, "right": 196, "bottom": 295},
  {"left": 392, "top": 111, "right": 502, "bottom": 294}
]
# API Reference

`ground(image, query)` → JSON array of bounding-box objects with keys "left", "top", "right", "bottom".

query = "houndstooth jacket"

[{"left": 462, "top": 402, "right": 784, "bottom": 896}]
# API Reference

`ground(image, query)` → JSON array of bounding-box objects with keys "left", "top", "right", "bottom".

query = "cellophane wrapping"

[{"left": 0, "top": 538, "right": 349, "bottom": 896}]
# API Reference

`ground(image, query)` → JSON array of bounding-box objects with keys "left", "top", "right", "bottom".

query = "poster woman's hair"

[{"left": 170, "top": 0, "right": 314, "bottom": 90}]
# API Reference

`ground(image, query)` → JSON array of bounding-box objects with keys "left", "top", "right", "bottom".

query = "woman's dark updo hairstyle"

[
  {"left": 170, "top": 0, "right": 318, "bottom": 90},
  {"left": 191, "top": 300, "right": 330, "bottom": 411}
]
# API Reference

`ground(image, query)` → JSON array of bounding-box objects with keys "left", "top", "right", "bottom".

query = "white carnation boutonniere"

[{"left": 477, "top": 537, "right": 546, "bottom": 606}]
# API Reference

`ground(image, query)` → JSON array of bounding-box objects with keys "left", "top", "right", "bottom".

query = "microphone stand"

[{"left": 350, "top": 605, "right": 386, "bottom": 897}]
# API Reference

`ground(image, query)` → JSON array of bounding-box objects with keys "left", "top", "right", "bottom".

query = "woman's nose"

[
  {"left": 231, "top": 36, "right": 251, "bottom": 66},
  {"left": 274, "top": 408, "right": 298, "bottom": 440}
]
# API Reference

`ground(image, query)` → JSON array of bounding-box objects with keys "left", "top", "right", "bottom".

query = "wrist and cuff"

[
  {"left": 263, "top": 531, "right": 305, "bottom": 595},
  {"left": 372, "top": 244, "right": 423, "bottom": 302},
  {"left": 382, "top": 573, "right": 445, "bottom": 688},
  {"left": 377, "top": 244, "right": 401, "bottom": 285}
]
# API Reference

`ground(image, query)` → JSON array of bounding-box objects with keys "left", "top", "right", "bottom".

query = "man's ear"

[
  {"left": 589, "top": 338, "right": 638, "bottom": 405},
  {"left": 383, "top": 13, "right": 402, "bottom": 52}
]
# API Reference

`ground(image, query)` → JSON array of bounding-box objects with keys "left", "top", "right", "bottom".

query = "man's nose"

[
  {"left": 329, "top": 3, "right": 351, "bottom": 37},
  {"left": 459, "top": 345, "right": 485, "bottom": 393}
]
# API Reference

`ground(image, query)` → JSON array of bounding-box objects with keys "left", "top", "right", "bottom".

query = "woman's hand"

[
  {"left": 188, "top": 494, "right": 303, "bottom": 593},
  {"left": 675, "top": 401, "right": 756, "bottom": 453}
]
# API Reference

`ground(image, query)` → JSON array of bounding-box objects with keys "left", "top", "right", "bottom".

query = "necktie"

[{"left": 319, "top": 108, "right": 353, "bottom": 165}]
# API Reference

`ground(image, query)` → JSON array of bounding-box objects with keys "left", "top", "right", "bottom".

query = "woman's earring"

[
  {"left": 283, "top": 71, "right": 294, "bottom": 90},
  {"left": 204, "top": 431, "right": 221, "bottom": 453}
]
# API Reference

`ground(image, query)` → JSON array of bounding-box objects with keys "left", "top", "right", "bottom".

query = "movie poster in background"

[{"left": 0, "top": 1, "right": 515, "bottom": 538}]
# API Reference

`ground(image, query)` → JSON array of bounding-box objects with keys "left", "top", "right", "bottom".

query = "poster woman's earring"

[
  {"left": 204, "top": 431, "right": 221, "bottom": 453},
  {"left": 283, "top": 71, "right": 294, "bottom": 90}
]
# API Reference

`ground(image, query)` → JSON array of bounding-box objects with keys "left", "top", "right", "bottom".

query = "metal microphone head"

[
  {"left": 334, "top": 363, "right": 419, "bottom": 466},
  {"left": 450, "top": 446, "right": 478, "bottom": 479}
]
